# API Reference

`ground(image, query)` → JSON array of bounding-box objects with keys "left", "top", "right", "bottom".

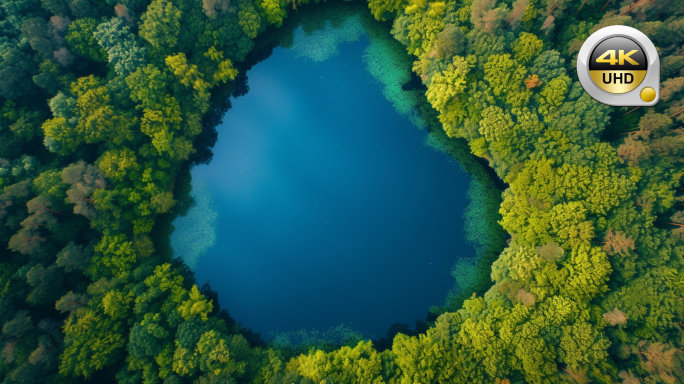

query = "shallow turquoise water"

[{"left": 172, "top": 18, "right": 474, "bottom": 338}]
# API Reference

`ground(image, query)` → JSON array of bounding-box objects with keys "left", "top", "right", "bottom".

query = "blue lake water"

[{"left": 172, "top": 17, "right": 475, "bottom": 338}]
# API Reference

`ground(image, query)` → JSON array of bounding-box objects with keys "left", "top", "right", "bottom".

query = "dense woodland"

[{"left": 0, "top": 0, "right": 682, "bottom": 383}]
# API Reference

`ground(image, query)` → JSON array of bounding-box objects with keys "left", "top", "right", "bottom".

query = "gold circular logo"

[
  {"left": 589, "top": 36, "right": 647, "bottom": 94},
  {"left": 640, "top": 87, "right": 656, "bottom": 102}
]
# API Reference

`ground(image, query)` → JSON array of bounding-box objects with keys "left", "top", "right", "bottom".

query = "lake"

[{"left": 171, "top": 11, "right": 475, "bottom": 339}]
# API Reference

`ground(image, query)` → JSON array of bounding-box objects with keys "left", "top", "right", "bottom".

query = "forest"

[{"left": 0, "top": 0, "right": 682, "bottom": 383}]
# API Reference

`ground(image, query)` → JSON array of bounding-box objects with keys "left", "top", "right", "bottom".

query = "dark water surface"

[{"left": 173, "top": 22, "right": 474, "bottom": 337}]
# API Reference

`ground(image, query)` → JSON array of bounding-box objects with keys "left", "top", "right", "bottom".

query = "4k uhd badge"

[{"left": 577, "top": 25, "right": 659, "bottom": 106}]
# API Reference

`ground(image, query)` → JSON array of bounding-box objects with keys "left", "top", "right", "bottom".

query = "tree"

[
  {"left": 601, "top": 266, "right": 680, "bottom": 341},
  {"left": 56, "top": 241, "right": 92, "bottom": 273},
  {"left": 524, "top": 74, "right": 542, "bottom": 88},
  {"left": 55, "top": 291, "right": 88, "bottom": 314},
  {"left": 430, "top": 24, "right": 464, "bottom": 59},
  {"left": 150, "top": 190, "right": 175, "bottom": 214},
  {"left": 114, "top": 3, "right": 134, "bottom": 23},
  {"left": 660, "top": 76, "right": 684, "bottom": 101},
  {"left": 471, "top": 0, "right": 507, "bottom": 33},
  {"left": 603, "top": 308, "right": 627, "bottom": 326},
  {"left": 178, "top": 285, "right": 213, "bottom": 321},
  {"left": 258, "top": 0, "right": 286, "bottom": 27},
  {"left": 33, "top": 169, "right": 67, "bottom": 201},
  {"left": 425, "top": 56, "right": 470, "bottom": 112},
  {"left": 9, "top": 108, "right": 44, "bottom": 141},
  {"left": 634, "top": 341, "right": 684, "bottom": 383},
  {"left": 28, "top": 335, "right": 58, "bottom": 366},
  {"left": 8, "top": 194, "right": 61, "bottom": 256},
  {"left": 0, "top": 180, "right": 31, "bottom": 229},
  {"left": 41, "top": 0, "right": 70, "bottom": 15},
  {"left": 479, "top": 106, "right": 515, "bottom": 144},
  {"left": 8, "top": 225, "right": 45, "bottom": 255},
  {"left": 0, "top": 44, "right": 35, "bottom": 99},
  {"left": 202, "top": 0, "right": 230, "bottom": 18},
  {"left": 41, "top": 117, "right": 74, "bottom": 154},
  {"left": 195, "top": 330, "right": 245, "bottom": 379},
  {"left": 128, "top": 312, "right": 169, "bottom": 359},
  {"left": 237, "top": 2, "right": 261, "bottom": 39},
  {"left": 203, "top": 46, "right": 239, "bottom": 86},
  {"left": 26, "top": 264, "right": 64, "bottom": 306},
  {"left": 559, "top": 321, "right": 609, "bottom": 370},
  {"left": 47, "top": 91, "right": 77, "bottom": 120},
  {"left": 90, "top": 233, "right": 137, "bottom": 278},
  {"left": 506, "top": 0, "right": 530, "bottom": 27},
  {"left": 2, "top": 311, "right": 33, "bottom": 338},
  {"left": 602, "top": 229, "right": 635, "bottom": 256},
  {"left": 60, "top": 308, "right": 126, "bottom": 378},
  {"left": 53, "top": 36, "right": 75, "bottom": 65},
  {"left": 62, "top": 161, "right": 105, "bottom": 220},
  {"left": 548, "top": 201, "right": 594, "bottom": 249},
  {"left": 491, "top": 242, "right": 556, "bottom": 301},
  {"left": 32, "top": 59, "right": 63, "bottom": 95},
  {"left": 26, "top": 193, "right": 63, "bottom": 218},
  {"left": 483, "top": 53, "right": 529, "bottom": 107},
  {"left": 295, "top": 340, "right": 385, "bottom": 383},
  {"left": 537, "top": 75, "right": 570, "bottom": 117},
  {"left": 43, "top": 76, "right": 135, "bottom": 154},
  {"left": 66, "top": 18, "right": 107, "bottom": 62},
  {"left": 139, "top": 0, "right": 181, "bottom": 52},
  {"left": 21, "top": 17, "right": 54, "bottom": 58},
  {"left": 94, "top": 17, "right": 146, "bottom": 76},
  {"left": 172, "top": 344, "right": 199, "bottom": 377},
  {"left": 368, "top": 0, "right": 405, "bottom": 21},
  {"left": 102, "top": 289, "right": 132, "bottom": 320},
  {"left": 392, "top": 312, "right": 474, "bottom": 382},
  {"left": 97, "top": 148, "right": 139, "bottom": 181},
  {"left": 512, "top": 32, "right": 543, "bottom": 63},
  {"left": 670, "top": 211, "right": 684, "bottom": 241},
  {"left": 172, "top": 319, "right": 215, "bottom": 377},
  {"left": 536, "top": 242, "right": 564, "bottom": 262},
  {"left": 125, "top": 63, "right": 169, "bottom": 109},
  {"left": 560, "top": 245, "right": 611, "bottom": 301},
  {"left": 139, "top": 97, "right": 187, "bottom": 159},
  {"left": 134, "top": 263, "right": 185, "bottom": 316},
  {"left": 164, "top": 53, "right": 210, "bottom": 95}
]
